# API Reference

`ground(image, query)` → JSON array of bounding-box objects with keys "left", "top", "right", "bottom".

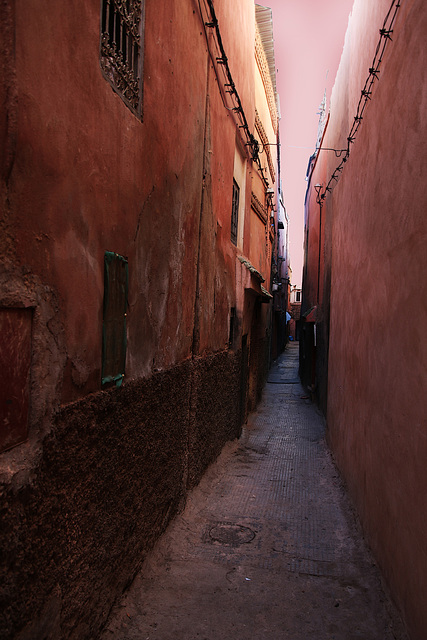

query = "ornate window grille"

[
  {"left": 231, "top": 180, "right": 240, "bottom": 246},
  {"left": 100, "top": 0, "right": 144, "bottom": 118}
]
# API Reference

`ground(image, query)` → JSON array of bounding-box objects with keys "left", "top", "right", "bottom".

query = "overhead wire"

[
  {"left": 198, "top": 0, "right": 271, "bottom": 190},
  {"left": 318, "top": 0, "right": 402, "bottom": 203}
]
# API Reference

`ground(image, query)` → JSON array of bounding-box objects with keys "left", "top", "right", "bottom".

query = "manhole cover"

[{"left": 209, "top": 523, "right": 255, "bottom": 546}]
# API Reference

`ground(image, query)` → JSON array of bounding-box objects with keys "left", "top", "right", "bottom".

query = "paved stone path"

[{"left": 100, "top": 343, "right": 407, "bottom": 640}]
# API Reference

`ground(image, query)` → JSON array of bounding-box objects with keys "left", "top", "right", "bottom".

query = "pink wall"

[{"left": 307, "top": 0, "right": 427, "bottom": 636}]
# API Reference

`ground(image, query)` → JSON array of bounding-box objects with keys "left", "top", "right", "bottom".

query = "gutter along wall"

[
  {"left": 0, "top": 1, "right": 278, "bottom": 638},
  {"left": 301, "top": 1, "right": 427, "bottom": 637}
]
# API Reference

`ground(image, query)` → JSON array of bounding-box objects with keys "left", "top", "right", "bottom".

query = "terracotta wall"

[
  {"left": 2, "top": 0, "right": 207, "bottom": 404},
  {"left": 0, "top": 0, "right": 277, "bottom": 637},
  {"left": 303, "top": 0, "right": 427, "bottom": 637}
]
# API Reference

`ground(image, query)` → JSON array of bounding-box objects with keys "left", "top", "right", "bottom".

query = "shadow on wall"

[{"left": 2, "top": 351, "right": 242, "bottom": 640}]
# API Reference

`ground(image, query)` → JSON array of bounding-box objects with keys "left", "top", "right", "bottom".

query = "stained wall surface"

[
  {"left": 303, "top": 1, "right": 427, "bottom": 637},
  {"left": 0, "top": 0, "right": 278, "bottom": 638}
]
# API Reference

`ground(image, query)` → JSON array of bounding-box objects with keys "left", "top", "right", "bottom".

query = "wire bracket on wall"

[
  {"left": 317, "top": 0, "right": 402, "bottom": 203},
  {"left": 379, "top": 28, "right": 393, "bottom": 40},
  {"left": 317, "top": 147, "right": 348, "bottom": 158}
]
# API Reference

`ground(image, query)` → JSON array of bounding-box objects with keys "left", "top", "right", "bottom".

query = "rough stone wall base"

[{"left": 1, "top": 350, "right": 241, "bottom": 640}]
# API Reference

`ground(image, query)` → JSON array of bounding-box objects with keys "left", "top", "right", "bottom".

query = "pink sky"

[{"left": 266, "top": 0, "right": 354, "bottom": 287}]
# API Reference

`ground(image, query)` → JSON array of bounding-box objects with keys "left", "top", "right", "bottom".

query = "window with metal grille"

[
  {"left": 100, "top": 0, "right": 145, "bottom": 118},
  {"left": 231, "top": 180, "right": 240, "bottom": 245},
  {"left": 102, "top": 251, "right": 128, "bottom": 387}
]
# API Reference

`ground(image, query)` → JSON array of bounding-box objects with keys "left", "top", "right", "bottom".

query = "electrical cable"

[
  {"left": 317, "top": 0, "right": 402, "bottom": 203},
  {"left": 198, "top": 0, "right": 271, "bottom": 190}
]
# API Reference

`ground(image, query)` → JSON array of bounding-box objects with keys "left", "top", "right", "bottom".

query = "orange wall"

[
  {"left": 4, "top": 0, "right": 209, "bottom": 401},
  {"left": 1, "top": 0, "right": 272, "bottom": 402},
  {"left": 0, "top": 1, "right": 277, "bottom": 636}
]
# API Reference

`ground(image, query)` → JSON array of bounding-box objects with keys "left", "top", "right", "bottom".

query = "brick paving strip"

[{"left": 100, "top": 344, "right": 407, "bottom": 640}]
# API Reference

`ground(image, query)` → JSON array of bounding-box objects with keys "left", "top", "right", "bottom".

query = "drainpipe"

[
  {"left": 191, "top": 54, "right": 211, "bottom": 357},
  {"left": 314, "top": 184, "right": 323, "bottom": 306},
  {"left": 184, "top": 49, "right": 211, "bottom": 492}
]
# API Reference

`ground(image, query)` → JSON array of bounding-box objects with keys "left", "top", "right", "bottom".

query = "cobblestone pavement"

[{"left": 100, "top": 343, "right": 407, "bottom": 640}]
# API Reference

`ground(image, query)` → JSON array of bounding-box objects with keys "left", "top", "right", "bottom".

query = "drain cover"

[{"left": 209, "top": 523, "right": 255, "bottom": 546}]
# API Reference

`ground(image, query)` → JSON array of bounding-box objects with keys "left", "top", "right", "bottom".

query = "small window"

[
  {"left": 102, "top": 251, "right": 128, "bottom": 387},
  {"left": 296, "top": 291, "right": 301, "bottom": 303},
  {"left": 100, "top": 0, "right": 145, "bottom": 118},
  {"left": 231, "top": 180, "right": 240, "bottom": 245}
]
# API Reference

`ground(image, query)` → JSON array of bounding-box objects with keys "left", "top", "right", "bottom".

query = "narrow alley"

[
  {"left": 1, "top": 1, "right": 426, "bottom": 638},
  {"left": 100, "top": 344, "right": 407, "bottom": 640}
]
